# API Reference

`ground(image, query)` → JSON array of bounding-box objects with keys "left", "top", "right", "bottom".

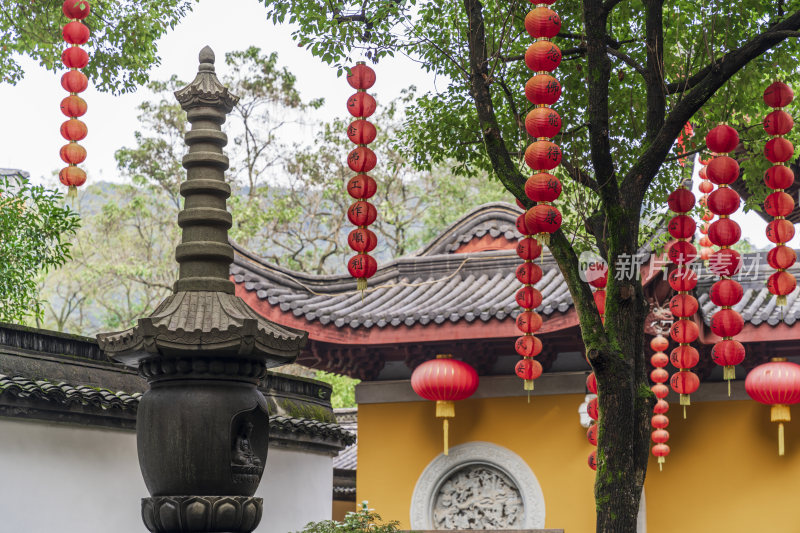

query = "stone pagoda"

[{"left": 98, "top": 46, "right": 308, "bottom": 533}]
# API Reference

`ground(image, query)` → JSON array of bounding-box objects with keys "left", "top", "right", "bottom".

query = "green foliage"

[
  {"left": 0, "top": 171, "right": 80, "bottom": 324},
  {"left": 296, "top": 502, "right": 400, "bottom": 533},
  {"left": 1, "top": 0, "right": 197, "bottom": 93},
  {"left": 315, "top": 370, "right": 359, "bottom": 408}
]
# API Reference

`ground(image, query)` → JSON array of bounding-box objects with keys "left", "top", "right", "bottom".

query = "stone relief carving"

[
  {"left": 432, "top": 465, "right": 523, "bottom": 529},
  {"left": 410, "top": 442, "right": 545, "bottom": 529}
]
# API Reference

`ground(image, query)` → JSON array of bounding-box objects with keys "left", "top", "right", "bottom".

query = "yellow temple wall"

[{"left": 356, "top": 393, "right": 800, "bottom": 532}]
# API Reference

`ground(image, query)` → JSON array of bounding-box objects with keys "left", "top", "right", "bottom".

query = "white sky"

[{"left": 0, "top": 0, "right": 792, "bottom": 249}]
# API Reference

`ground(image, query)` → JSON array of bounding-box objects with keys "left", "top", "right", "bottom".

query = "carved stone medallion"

[{"left": 410, "top": 442, "right": 545, "bottom": 529}]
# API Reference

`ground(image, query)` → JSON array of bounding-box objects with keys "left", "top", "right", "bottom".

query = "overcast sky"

[{"left": 0, "top": 0, "right": 790, "bottom": 249}]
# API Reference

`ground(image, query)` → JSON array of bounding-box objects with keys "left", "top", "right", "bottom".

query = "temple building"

[{"left": 233, "top": 202, "right": 800, "bottom": 532}]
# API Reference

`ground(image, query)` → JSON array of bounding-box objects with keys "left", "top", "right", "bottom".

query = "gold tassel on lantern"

[
  {"left": 436, "top": 399, "right": 455, "bottom": 455},
  {"left": 771, "top": 404, "right": 791, "bottom": 456}
]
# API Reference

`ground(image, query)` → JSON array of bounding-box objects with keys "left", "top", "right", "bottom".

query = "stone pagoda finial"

[
  {"left": 97, "top": 48, "right": 308, "bottom": 533},
  {"left": 173, "top": 45, "right": 239, "bottom": 294}
]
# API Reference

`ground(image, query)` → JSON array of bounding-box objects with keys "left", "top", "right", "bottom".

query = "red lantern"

[
  {"left": 669, "top": 320, "right": 699, "bottom": 344},
  {"left": 517, "top": 237, "right": 543, "bottom": 260},
  {"left": 60, "top": 119, "right": 87, "bottom": 141},
  {"left": 588, "top": 450, "right": 597, "bottom": 471},
  {"left": 593, "top": 290, "right": 606, "bottom": 315},
  {"left": 651, "top": 368, "right": 669, "bottom": 384},
  {"left": 60, "top": 70, "right": 88, "bottom": 93},
  {"left": 515, "top": 335, "right": 543, "bottom": 357},
  {"left": 62, "top": 21, "right": 90, "bottom": 45},
  {"left": 525, "top": 173, "right": 562, "bottom": 202},
  {"left": 59, "top": 143, "right": 87, "bottom": 165},
  {"left": 764, "top": 81, "right": 794, "bottom": 108},
  {"left": 524, "top": 75, "right": 562, "bottom": 106},
  {"left": 710, "top": 279, "right": 743, "bottom": 307},
  {"left": 651, "top": 414, "right": 669, "bottom": 429},
  {"left": 525, "top": 41, "right": 561, "bottom": 72},
  {"left": 651, "top": 352, "right": 669, "bottom": 368},
  {"left": 61, "top": 47, "right": 89, "bottom": 69},
  {"left": 347, "top": 146, "right": 377, "bottom": 172},
  {"left": 670, "top": 370, "right": 700, "bottom": 401},
  {"left": 745, "top": 358, "right": 800, "bottom": 455},
  {"left": 651, "top": 335, "right": 669, "bottom": 352},
  {"left": 767, "top": 219, "right": 796, "bottom": 244},
  {"left": 347, "top": 174, "right": 377, "bottom": 199},
  {"left": 586, "top": 372, "right": 597, "bottom": 394},
  {"left": 515, "top": 286, "right": 544, "bottom": 309},
  {"left": 588, "top": 266, "right": 608, "bottom": 289},
  {"left": 706, "top": 124, "right": 739, "bottom": 153},
  {"left": 708, "top": 218, "right": 741, "bottom": 247},
  {"left": 667, "top": 215, "right": 696, "bottom": 239},
  {"left": 765, "top": 137, "right": 795, "bottom": 163},
  {"left": 348, "top": 228, "right": 377, "bottom": 253},
  {"left": 669, "top": 294, "right": 698, "bottom": 318},
  {"left": 524, "top": 7, "right": 561, "bottom": 38},
  {"left": 516, "top": 262, "right": 543, "bottom": 285},
  {"left": 710, "top": 309, "right": 744, "bottom": 338},
  {"left": 62, "top": 0, "right": 91, "bottom": 19},
  {"left": 765, "top": 191, "right": 795, "bottom": 217},
  {"left": 670, "top": 345, "right": 699, "bottom": 369},
  {"left": 768, "top": 245, "right": 797, "bottom": 270},
  {"left": 764, "top": 165, "right": 795, "bottom": 190},
  {"left": 708, "top": 248, "right": 742, "bottom": 277},
  {"left": 346, "top": 63, "right": 376, "bottom": 90},
  {"left": 667, "top": 188, "right": 695, "bottom": 212},
  {"left": 347, "top": 254, "right": 377, "bottom": 279},
  {"left": 517, "top": 214, "right": 536, "bottom": 235},
  {"left": 525, "top": 108, "right": 562, "bottom": 139},
  {"left": 60, "top": 94, "right": 87, "bottom": 117},
  {"left": 347, "top": 120, "right": 377, "bottom": 145},
  {"left": 411, "top": 355, "right": 479, "bottom": 455},
  {"left": 698, "top": 236, "right": 712, "bottom": 248},
  {"left": 652, "top": 443, "right": 670, "bottom": 470},
  {"left": 516, "top": 311, "right": 543, "bottom": 334},
  {"left": 699, "top": 180, "right": 713, "bottom": 194},
  {"left": 515, "top": 358, "right": 543, "bottom": 380},
  {"left": 706, "top": 156, "right": 739, "bottom": 185},
  {"left": 587, "top": 397, "right": 599, "bottom": 420},
  {"left": 654, "top": 400, "right": 669, "bottom": 414},
  {"left": 764, "top": 110, "right": 794, "bottom": 135},
  {"left": 767, "top": 271, "right": 797, "bottom": 304},
  {"left": 346, "top": 92, "right": 377, "bottom": 118},
  {"left": 525, "top": 204, "right": 562, "bottom": 235},
  {"left": 707, "top": 187, "right": 740, "bottom": 216},
  {"left": 667, "top": 240, "right": 697, "bottom": 265},
  {"left": 652, "top": 384, "right": 669, "bottom": 399},
  {"left": 58, "top": 166, "right": 86, "bottom": 187},
  {"left": 652, "top": 429, "right": 669, "bottom": 444},
  {"left": 668, "top": 268, "right": 698, "bottom": 291},
  {"left": 524, "top": 140, "right": 562, "bottom": 170},
  {"left": 587, "top": 424, "right": 598, "bottom": 446},
  {"left": 347, "top": 201, "right": 377, "bottom": 226},
  {"left": 711, "top": 339, "right": 745, "bottom": 368}
]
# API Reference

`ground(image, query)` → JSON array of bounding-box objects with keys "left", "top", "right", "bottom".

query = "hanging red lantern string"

[
  {"left": 705, "top": 124, "right": 746, "bottom": 393},
  {"left": 59, "top": 0, "right": 91, "bottom": 198},
  {"left": 745, "top": 358, "right": 800, "bottom": 456},
  {"left": 410, "top": 354, "right": 479, "bottom": 455},
  {"left": 515, "top": 218, "right": 544, "bottom": 393},
  {"left": 650, "top": 334, "right": 671, "bottom": 470},
  {"left": 698, "top": 159, "right": 715, "bottom": 261},
  {"left": 345, "top": 62, "right": 379, "bottom": 292},
  {"left": 586, "top": 370, "right": 598, "bottom": 470},
  {"left": 523, "top": 3, "right": 562, "bottom": 247},
  {"left": 666, "top": 184, "right": 700, "bottom": 416},
  {"left": 582, "top": 261, "right": 606, "bottom": 470},
  {"left": 763, "top": 82, "right": 797, "bottom": 309}
]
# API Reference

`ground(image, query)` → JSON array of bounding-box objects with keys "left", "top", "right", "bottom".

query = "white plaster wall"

[
  {"left": 0, "top": 418, "right": 145, "bottom": 533},
  {"left": 0, "top": 418, "right": 333, "bottom": 533},
  {"left": 257, "top": 447, "right": 333, "bottom": 533}
]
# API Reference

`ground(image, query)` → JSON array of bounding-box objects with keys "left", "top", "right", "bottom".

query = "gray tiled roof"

[
  {"left": 0, "top": 374, "right": 141, "bottom": 411},
  {"left": 333, "top": 408, "right": 357, "bottom": 471},
  {"left": 271, "top": 415, "right": 356, "bottom": 445},
  {"left": 697, "top": 252, "right": 800, "bottom": 326}
]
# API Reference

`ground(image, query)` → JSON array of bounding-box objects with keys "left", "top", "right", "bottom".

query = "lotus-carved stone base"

[{"left": 142, "top": 496, "right": 263, "bottom": 533}]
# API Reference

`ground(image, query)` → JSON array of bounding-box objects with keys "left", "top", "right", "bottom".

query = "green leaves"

[{"left": 0, "top": 171, "right": 80, "bottom": 324}]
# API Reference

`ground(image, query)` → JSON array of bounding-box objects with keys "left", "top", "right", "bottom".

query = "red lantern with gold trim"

[
  {"left": 745, "top": 358, "right": 800, "bottom": 456},
  {"left": 411, "top": 355, "right": 479, "bottom": 455}
]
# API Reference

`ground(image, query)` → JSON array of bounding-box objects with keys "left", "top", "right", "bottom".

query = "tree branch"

[
  {"left": 606, "top": 46, "right": 646, "bottom": 78},
  {"left": 644, "top": 0, "right": 666, "bottom": 140},
  {"left": 622, "top": 9, "right": 800, "bottom": 199},
  {"left": 561, "top": 158, "right": 599, "bottom": 191}
]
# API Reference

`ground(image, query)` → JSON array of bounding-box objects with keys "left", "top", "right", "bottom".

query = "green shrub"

[{"left": 295, "top": 502, "right": 400, "bottom": 533}]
